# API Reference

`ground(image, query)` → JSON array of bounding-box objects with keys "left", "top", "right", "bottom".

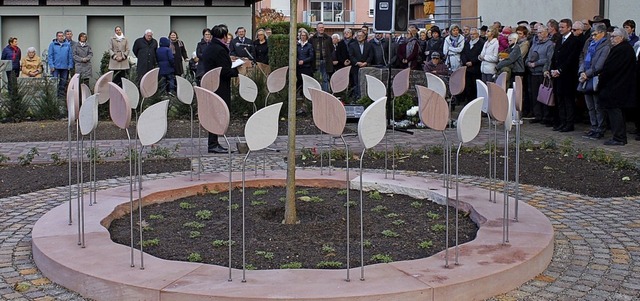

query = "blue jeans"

[
  {"left": 52, "top": 69, "right": 69, "bottom": 98},
  {"left": 318, "top": 60, "right": 330, "bottom": 92},
  {"left": 584, "top": 93, "right": 605, "bottom": 134},
  {"left": 161, "top": 74, "right": 176, "bottom": 93}
]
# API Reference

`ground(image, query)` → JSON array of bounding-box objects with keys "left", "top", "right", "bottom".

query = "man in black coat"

[
  {"left": 548, "top": 19, "right": 582, "bottom": 132},
  {"left": 369, "top": 32, "right": 389, "bottom": 67},
  {"left": 331, "top": 33, "right": 349, "bottom": 72},
  {"left": 348, "top": 30, "right": 373, "bottom": 100},
  {"left": 201, "top": 24, "right": 239, "bottom": 153},
  {"left": 460, "top": 28, "right": 484, "bottom": 104},
  {"left": 229, "top": 26, "right": 253, "bottom": 59},
  {"left": 132, "top": 29, "right": 158, "bottom": 83},
  {"left": 310, "top": 22, "right": 334, "bottom": 91}
]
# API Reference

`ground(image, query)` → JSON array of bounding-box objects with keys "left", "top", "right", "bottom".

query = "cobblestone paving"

[{"left": 2, "top": 121, "right": 640, "bottom": 300}]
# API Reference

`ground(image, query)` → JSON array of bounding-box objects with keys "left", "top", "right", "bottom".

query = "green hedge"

[
  {"left": 259, "top": 21, "right": 313, "bottom": 35},
  {"left": 261, "top": 22, "right": 314, "bottom": 70}
]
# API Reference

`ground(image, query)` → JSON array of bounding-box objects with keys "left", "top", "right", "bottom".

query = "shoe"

[
  {"left": 208, "top": 145, "right": 227, "bottom": 153},
  {"left": 589, "top": 132, "right": 604, "bottom": 140},
  {"left": 529, "top": 119, "right": 542, "bottom": 124},
  {"left": 604, "top": 139, "right": 626, "bottom": 146},
  {"left": 559, "top": 126, "right": 574, "bottom": 132},
  {"left": 635, "top": 135, "right": 640, "bottom": 141},
  {"left": 544, "top": 123, "right": 554, "bottom": 127},
  {"left": 582, "top": 131, "right": 595, "bottom": 139},
  {"left": 552, "top": 125, "right": 564, "bottom": 131}
]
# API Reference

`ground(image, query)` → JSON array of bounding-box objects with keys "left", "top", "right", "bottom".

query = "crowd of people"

[{"left": 2, "top": 15, "right": 640, "bottom": 147}]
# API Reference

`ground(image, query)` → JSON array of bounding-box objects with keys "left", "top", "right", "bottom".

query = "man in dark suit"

[
  {"left": 348, "top": 30, "right": 373, "bottom": 100},
  {"left": 229, "top": 26, "right": 253, "bottom": 59},
  {"left": 548, "top": 18, "right": 582, "bottom": 132},
  {"left": 201, "top": 24, "right": 239, "bottom": 153}
]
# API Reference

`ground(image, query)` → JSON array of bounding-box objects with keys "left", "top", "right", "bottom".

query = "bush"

[
  {"left": 32, "top": 78, "right": 61, "bottom": 120},
  {"left": 2, "top": 75, "right": 31, "bottom": 122},
  {"left": 391, "top": 94, "right": 415, "bottom": 120},
  {"left": 258, "top": 21, "right": 313, "bottom": 35}
]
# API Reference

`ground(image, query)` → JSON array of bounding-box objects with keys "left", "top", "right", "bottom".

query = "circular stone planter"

[{"left": 32, "top": 169, "right": 553, "bottom": 301}]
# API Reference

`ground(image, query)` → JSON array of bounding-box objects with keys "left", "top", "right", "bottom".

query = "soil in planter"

[{"left": 109, "top": 186, "right": 478, "bottom": 269}]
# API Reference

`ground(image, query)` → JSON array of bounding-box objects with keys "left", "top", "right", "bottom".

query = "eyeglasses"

[
  {"left": 591, "top": 32, "right": 598, "bottom": 37},
  {"left": 610, "top": 35, "right": 622, "bottom": 38},
  {"left": 571, "top": 29, "right": 581, "bottom": 32}
]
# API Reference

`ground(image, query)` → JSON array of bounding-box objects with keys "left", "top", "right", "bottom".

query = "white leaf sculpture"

[
  {"left": 456, "top": 97, "right": 484, "bottom": 144},
  {"left": 309, "top": 88, "right": 346, "bottom": 136},
  {"left": 392, "top": 68, "right": 410, "bottom": 97},
  {"left": 330, "top": 66, "right": 351, "bottom": 94},
  {"left": 137, "top": 100, "right": 169, "bottom": 146},
  {"left": 301, "top": 73, "right": 321, "bottom": 101},
  {"left": 239, "top": 74, "right": 258, "bottom": 103},
  {"left": 121, "top": 78, "right": 140, "bottom": 109},
  {"left": 108, "top": 82, "right": 131, "bottom": 130},
  {"left": 79, "top": 94, "right": 99, "bottom": 136},
  {"left": 81, "top": 83, "right": 91, "bottom": 104},
  {"left": 194, "top": 86, "right": 229, "bottom": 136},
  {"left": 514, "top": 76, "right": 523, "bottom": 113},
  {"left": 495, "top": 72, "right": 508, "bottom": 91},
  {"left": 267, "top": 66, "right": 288, "bottom": 94},
  {"left": 244, "top": 102, "right": 283, "bottom": 151},
  {"left": 140, "top": 68, "right": 159, "bottom": 99},
  {"left": 66, "top": 74, "right": 80, "bottom": 125},
  {"left": 505, "top": 88, "right": 514, "bottom": 132},
  {"left": 201, "top": 67, "right": 221, "bottom": 93},
  {"left": 95, "top": 71, "right": 113, "bottom": 104},
  {"left": 476, "top": 80, "right": 489, "bottom": 114},
  {"left": 358, "top": 96, "right": 387, "bottom": 149},
  {"left": 365, "top": 74, "right": 386, "bottom": 101},
  {"left": 176, "top": 76, "right": 194, "bottom": 105},
  {"left": 425, "top": 72, "right": 447, "bottom": 98}
]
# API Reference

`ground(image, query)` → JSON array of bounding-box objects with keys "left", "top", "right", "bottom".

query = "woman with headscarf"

[
  {"left": 597, "top": 27, "right": 637, "bottom": 145},
  {"left": 578, "top": 23, "right": 610, "bottom": 140},
  {"left": 443, "top": 24, "right": 465, "bottom": 71},
  {"left": 20, "top": 47, "right": 43, "bottom": 78},
  {"left": 108, "top": 26, "right": 130, "bottom": 86}
]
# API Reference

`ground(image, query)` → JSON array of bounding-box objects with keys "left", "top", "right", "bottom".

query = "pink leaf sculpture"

[
  {"left": 200, "top": 67, "right": 221, "bottom": 93},
  {"left": 392, "top": 68, "right": 410, "bottom": 97},
  {"left": 140, "top": 68, "right": 159, "bottom": 99},
  {"left": 514, "top": 76, "right": 523, "bottom": 113},
  {"left": 416, "top": 85, "right": 449, "bottom": 131},
  {"left": 66, "top": 74, "right": 80, "bottom": 125},
  {"left": 267, "top": 66, "right": 288, "bottom": 94},
  {"left": 121, "top": 78, "right": 140, "bottom": 109},
  {"left": 487, "top": 82, "right": 509, "bottom": 123},
  {"left": 308, "top": 88, "right": 346, "bottom": 136},
  {"left": 94, "top": 71, "right": 113, "bottom": 104},
  {"left": 495, "top": 72, "right": 507, "bottom": 91},
  {"left": 108, "top": 82, "right": 131, "bottom": 130},
  {"left": 176, "top": 76, "right": 194, "bottom": 105},
  {"left": 449, "top": 66, "right": 467, "bottom": 96},
  {"left": 194, "top": 86, "right": 229, "bottom": 136},
  {"left": 330, "top": 66, "right": 351, "bottom": 94}
]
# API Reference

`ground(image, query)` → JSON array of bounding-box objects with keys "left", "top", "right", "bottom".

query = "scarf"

[
  {"left": 584, "top": 37, "right": 605, "bottom": 70},
  {"left": 115, "top": 33, "right": 125, "bottom": 41},
  {"left": 79, "top": 42, "right": 86, "bottom": 47},
  {"left": 449, "top": 35, "right": 460, "bottom": 48},
  {"left": 469, "top": 38, "right": 479, "bottom": 48},
  {"left": 215, "top": 37, "right": 228, "bottom": 50},
  {"left": 406, "top": 37, "right": 418, "bottom": 57},
  {"left": 10, "top": 45, "right": 19, "bottom": 60}
]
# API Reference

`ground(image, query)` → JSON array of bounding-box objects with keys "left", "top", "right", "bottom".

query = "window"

[
  {"left": 310, "top": 0, "right": 343, "bottom": 22},
  {"left": 369, "top": 0, "right": 375, "bottom": 17}
]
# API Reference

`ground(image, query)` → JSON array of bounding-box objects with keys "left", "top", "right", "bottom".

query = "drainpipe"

[{"left": 599, "top": 0, "right": 605, "bottom": 17}]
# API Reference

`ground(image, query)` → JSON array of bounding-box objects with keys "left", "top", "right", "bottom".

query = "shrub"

[{"left": 31, "top": 78, "right": 61, "bottom": 120}]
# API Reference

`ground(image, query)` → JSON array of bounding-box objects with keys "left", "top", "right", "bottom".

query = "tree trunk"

[{"left": 283, "top": 0, "right": 298, "bottom": 224}]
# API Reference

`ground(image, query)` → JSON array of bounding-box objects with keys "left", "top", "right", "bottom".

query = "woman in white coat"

[{"left": 478, "top": 27, "right": 499, "bottom": 83}]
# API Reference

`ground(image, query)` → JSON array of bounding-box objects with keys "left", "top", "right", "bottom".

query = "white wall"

[
  {"left": 477, "top": 0, "right": 573, "bottom": 27},
  {"left": 605, "top": 0, "right": 639, "bottom": 28}
]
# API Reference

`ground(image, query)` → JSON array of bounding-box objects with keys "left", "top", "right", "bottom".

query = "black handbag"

[{"left": 577, "top": 75, "right": 599, "bottom": 93}]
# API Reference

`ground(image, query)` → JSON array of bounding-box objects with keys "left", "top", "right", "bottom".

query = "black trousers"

[
  {"left": 556, "top": 93, "right": 576, "bottom": 128},
  {"left": 604, "top": 107, "right": 627, "bottom": 143}
]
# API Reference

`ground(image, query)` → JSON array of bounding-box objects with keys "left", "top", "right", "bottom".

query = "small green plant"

[
  {"left": 149, "top": 214, "right": 164, "bottom": 220},
  {"left": 321, "top": 244, "right": 336, "bottom": 253},
  {"left": 195, "top": 210, "right": 212, "bottom": 220},
  {"left": 427, "top": 145, "right": 444, "bottom": 156},
  {"left": 431, "top": 224, "right": 446, "bottom": 232},
  {"left": 18, "top": 147, "right": 39, "bottom": 166},
  {"left": 316, "top": 261, "right": 342, "bottom": 269},
  {"left": 362, "top": 239, "right": 373, "bottom": 248},
  {"left": 85, "top": 147, "right": 103, "bottom": 162},
  {"left": 179, "top": 202, "right": 195, "bottom": 210},
  {"left": 426, "top": 211, "right": 440, "bottom": 220},
  {"left": 280, "top": 262, "right": 302, "bottom": 269},
  {"left": 0, "top": 154, "right": 9, "bottom": 164},
  {"left": 229, "top": 203, "right": 240, "bottom": 210},
  {"left": 539, "top": 137, "right": 557, "bottom": 150},
  {"left": 138, "top": 220, "right": 153, "bottom": 231},
  {"left": 183, "top": 221, "right": 205, "bottom": 229},
  {"left": 336, "top": 189, "right": 348, "bottom": 195},
  {"left": 187, "top": 252, "right": 202, "bottom": 262},
  {"left": 245, "top": 264, "right": 257, "bottom": 270},
  {"left": 344, "top": 200, "right": 357, "bottom": 207},
  {"left": 296, "top": 189, "right": 309, "bottom": 195},
  {"left": 253, "top": 189, "right": 268, "bottom": 196},
  {"left": 189, "top": 231, "right": 201, "bottom": 238},
  {"left": 410, "top": 201, "right": 423, "bottom": 208},
  {"left": 418, "top": 240, "right": 433, "bottom": 249},
  {"left": 381, "top": 229, "right": 400, "bottom": 237},
  {"left": 368, "top": 190, "right": 382, "bottom": 200},
  {"left": 141, "top": 238, "right": 160, "bottom": 247},
  {"left": 391, "top": 219, "right": 405, "bottom": 226},
  {"left": 50, "top": 152, "right": 67, "bottom": 165},
  {"left": 371, "top": 205, "right": 388, "bottom": 213},
  {"left": 219, "top": 195, "right": 229, "bottom": 202},
  {"left": 212, "top": 239, "right": 235, "bottom": 247},
  {"left": 370, "top": 254, "right": 393, "bottom": 263},
  {"left": 146, "top": 145, "right": 174, "bottom": 159},
  {"left": 385, "top": 213, "right": 399, "bottom": 218},
  {"left": 559, "top": 138, "right": 575, "bottom": 155},
  {"left": 255, "top": 250, "right": 275, "bottom": 260},
  {"left": 251, "top": 200, "right": 267, "bottom": 206},
  {"left": 123, "top": 147, "right": 140, "bottom": 161}
]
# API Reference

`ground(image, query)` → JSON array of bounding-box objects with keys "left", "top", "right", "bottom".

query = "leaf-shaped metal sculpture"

[
  {"left": 365, "top": 74, "right": 386, "bottom": 101},
  {"left": 238, "top": 74, "right": 258, "bottom": 103},
  {"left": 449, "top": 66, "right": 467, "bottom": 96},
  {"left": 358, "top": 96, "right": 387, "bottom": 149},
  {"left": 266, "top": 66, "right": 288, "bottom": 94},
  {"left": 137, "top": 100, "right": 169, "bottom": 146},
  {"left": 95, "top": 71, "right": 113, "bottom": 104},
  {"left": 330, "top": 65, "right": 351, "bottom": 94},
  {"left": 244, "top": 102, "right": 283, "bottom": 151},
  {"left": 392, "top": 68, "right": 410, "bottom": 97},
  {"left": 476, "top": 79, "right": 489, "bottom": 114},
  {"left": 495, "top": 72, "right": 507, "bottom": 91},
  {"left": 66, "top": 74, "right": 80, "bottom": 125},
  {"left": 79, "top": 94, "right": 99, "bottom": 136},
  {"left": 514, "top": 76, "right": 523, "bottom": 113},
  {"left": 121, "top": 78, "right": 140, "bottom": 109},
  {"left": 301, "top": 73, "right": 321, "bottom": 101},
  {"left": 505, "top": 88, "right": 514, "bottom": 132},
  {"left": 487, "top": 82, "right": 509, "bottom": 123},
  {"left": 425, "top": 72, "right": 447, "bottom": 98},
  {"left": 140, "top": 68, "right": 159, "bottom": 99},
  {"left": 200, "top": 67, "right": 221, "bottom": 93},
  {"left": 416, "top": 85, "right": 449, "bottom": 131},
  {"left": 194, "top": 86, "right": 229, "bottom": 135},
  {"left": 456, "top": 97, "right": 484, "bottom": 143},
  {"left": 80, "top": 83, "right": 91, "bottom": 104},
  {"left": 175, "top": 76, "right": 194, "bottom": 105},
  {"left": 308, "top": 88, "right": 346, "bottom": 136},
  {"left": 108, "top": 82, "right": 131, "bottom": 129}
]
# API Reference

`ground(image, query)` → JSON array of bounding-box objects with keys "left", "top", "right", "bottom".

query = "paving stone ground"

[{"left": 1, "top": 120, "right": 640, "bottom": 300}]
